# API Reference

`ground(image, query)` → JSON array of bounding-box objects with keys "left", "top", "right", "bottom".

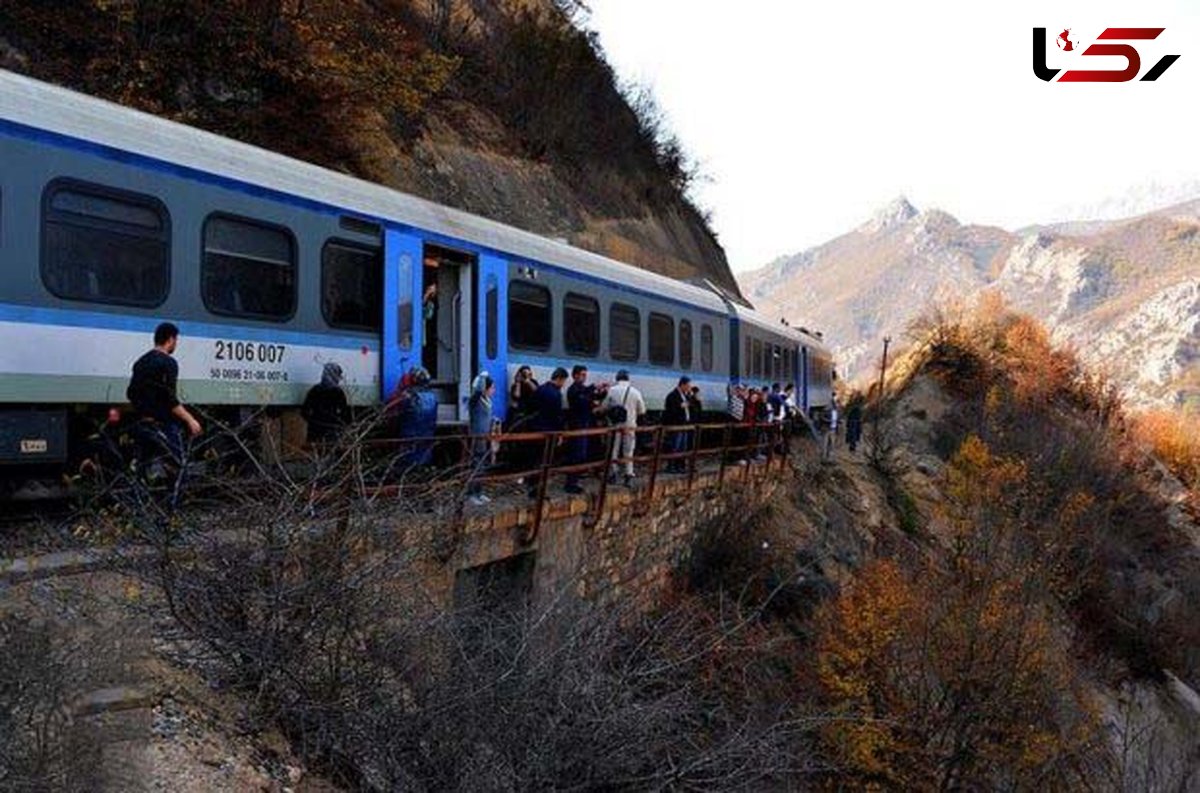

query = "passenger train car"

[{"left": 0, "top": 69, "right": 833, "bottom": 467}]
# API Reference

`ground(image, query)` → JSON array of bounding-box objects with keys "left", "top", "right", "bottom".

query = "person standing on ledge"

[
  {"left": 603, "top": 370, "right": 645, "bottom": 487},
  {"left": 301, "top": 362, "right": 350, "bottom": 445},
  {"left": 662, "top": 376, "right": 692, "bottom": 473},
  {"left": 528, "top": 367, "right": 569, "bottom": 498},
  {"left": 565, "top": 364, "right": 606, "bottom": 494}
]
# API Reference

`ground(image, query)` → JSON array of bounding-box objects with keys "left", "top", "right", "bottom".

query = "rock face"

[
  {"left": 393, "top": 112, "right": 733, "bottom": 292},
  {"left": 741, "top": 197, "right": 1200, "bottom": 409}
]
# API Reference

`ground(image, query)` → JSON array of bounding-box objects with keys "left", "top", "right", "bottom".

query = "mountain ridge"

[{"left": 741, "top": 196, "right": 1200, "bottom": 409}]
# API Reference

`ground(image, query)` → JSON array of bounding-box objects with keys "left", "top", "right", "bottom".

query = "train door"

[
  {"left": 421, "top": 244, "right": 475, "bottom": 424},
  {"left": 476, "top": 253, "right": 508, "bottom": 424},
  {"left": 382, "top": 228, "right": 421, "bottom": 402}
]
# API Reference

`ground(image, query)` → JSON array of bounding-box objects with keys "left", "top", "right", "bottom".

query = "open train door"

[
  {"left": 476, "top": 253, "right": 508, "bottom": 424},
  {"left": 381, "top": 228, "right": 422, "bottom": 403}
]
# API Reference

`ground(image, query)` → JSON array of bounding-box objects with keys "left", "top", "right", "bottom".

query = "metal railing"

[{"left": 350, "top": 420, "right": 794, "bottom": 542}]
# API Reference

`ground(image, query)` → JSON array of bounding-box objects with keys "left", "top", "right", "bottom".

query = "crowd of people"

[{"left": 123, "top": 323, "right": 856, "bottom": 508}]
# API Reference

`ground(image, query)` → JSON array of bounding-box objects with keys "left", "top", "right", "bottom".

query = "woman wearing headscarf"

[
  {"left": 466, "top": 371, "right": 496, "bottom": 505},
  {"left": 397, "top": 366, "right": 438, "bottom": 467},
  {"left": 301, "top": 362, "right": 350, "bottom": 444}
]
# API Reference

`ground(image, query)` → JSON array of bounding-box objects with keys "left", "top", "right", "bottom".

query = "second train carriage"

[{"left": 0, "top": 69, "right": 833, "bottom": 466}]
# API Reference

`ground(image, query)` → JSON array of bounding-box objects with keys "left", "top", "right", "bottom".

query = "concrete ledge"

[
  {"left": 75, "top": 685, "right": 158, "bottom": 716},
  {"left": 0, "top": 547, "right": 113, "bottom": 584}
]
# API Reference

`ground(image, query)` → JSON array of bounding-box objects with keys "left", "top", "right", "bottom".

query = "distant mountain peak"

[{"left": 863, "top": 196, "right": 919, "bottom": 233}]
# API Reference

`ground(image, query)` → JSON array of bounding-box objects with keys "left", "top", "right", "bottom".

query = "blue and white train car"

[{"left": 0, "top": 69, "right": 832, "bottom": 467}]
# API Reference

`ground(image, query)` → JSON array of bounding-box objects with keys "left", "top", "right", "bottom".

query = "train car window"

[
  {"left": 772, "top": 344, "right": 782, "bottom": 381},
  {"left": 563, "top": 292, "right": 600, "bottom": 357},
  {"left": 485, "top": 276, "right": 498, "bottom": 360},
  {"left": 700, "top": 324, "right": 714, "bottom": 372},
  {"left": 321, "top": 239, "right": 382, "bottom": 332},
  {"left": 743, "top": 336, "right": 752, "bottom": 378},
  {"left": 202, "top": 214, "right": 295, "bottom": 321},
  {"left": 678, "top": 320, "right": 693, "bottom": 370},
  {"left": 648, "top": 312, "right": 674, "bottom": 367},
  {"left": 752, "top": 338, "right": 764, "bottom": 379},
  {"left": 508, "top": 280, "right": 551, "bottom": 350},
  {"left": 610, "top": 303, "right": 640, "bottom": 362},
  {"left": 41, "top": 180, "right": 170, "bottom": 307}
]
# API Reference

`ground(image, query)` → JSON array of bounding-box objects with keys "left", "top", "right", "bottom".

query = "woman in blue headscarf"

[{"left": 397, "top": 366, "right": 438, "bottom": 467}]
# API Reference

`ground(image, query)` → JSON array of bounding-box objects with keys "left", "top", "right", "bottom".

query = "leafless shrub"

[
  {"left": 0, "top": 615, "right": 102, "bottom": 791},
  {"left": 87, "top": 417, "right": 825, "bottom": 789}
]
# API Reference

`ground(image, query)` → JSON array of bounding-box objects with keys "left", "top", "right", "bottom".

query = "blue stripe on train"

[{"left": 0, "top": 302, "right": 379, "bottom": 351}]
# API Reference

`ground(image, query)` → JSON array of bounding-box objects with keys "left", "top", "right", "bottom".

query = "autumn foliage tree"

[
  {"left": 1135, "top": 409, "right": 1200, "bottom": 491},
  {"left": 815, "top": 436, "right": 1104, "bottom": 789}
]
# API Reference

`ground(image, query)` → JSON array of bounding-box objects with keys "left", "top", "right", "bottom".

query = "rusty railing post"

[
  {"left": 742, "top": 425, "right": 751, "bottom": 484},
  {"left": 717, "top": 423, "right": 731, "bottom": 491},
  {"left": 587, "top": 426, "right": 615, "bottom": 529},
  {"left": 685, "top": 423, "right": 702, "bottom": 493},
  {"left": 529, "top": 431, "right": 555, "bottom": 543},
  {"left": 642, "top": 425, "right": 664, "bottom": 512}
]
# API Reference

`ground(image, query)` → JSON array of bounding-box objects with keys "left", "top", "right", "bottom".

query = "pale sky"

[{"left": 586, "top": 0, "right": 1200, "bottom": 271}]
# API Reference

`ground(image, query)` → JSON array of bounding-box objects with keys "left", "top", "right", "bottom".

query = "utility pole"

[{"left": 874, "top": 335, "right": 891, "bottom": 440}]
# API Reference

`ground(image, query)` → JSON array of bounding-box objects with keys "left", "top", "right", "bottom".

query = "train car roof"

[
  {"left": 731, "top": 302, "right": 832, "bottom": 355},
  {"left": 0, "top": 69, "right": 729, "bottom": 314}
]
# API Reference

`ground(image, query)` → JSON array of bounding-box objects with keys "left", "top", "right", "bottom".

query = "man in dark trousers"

[
  {"left": 528, "top": 367, "right": 569, "bottom": 497},
  {"left": 662, "top": 376, "right": 692, "bottom": 473},
  {"left": 127, "top": 321, "right": 201, "bottom": 473},
  {"left": 565, "top": 364, "right": 605, "bottom": 494},
  {"left": 845, "top": 396, "right": 865, "bottom": 453}
]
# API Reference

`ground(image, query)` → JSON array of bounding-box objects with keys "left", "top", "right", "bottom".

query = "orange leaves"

[
  {"left": 815, "top": 559, "right": 914, "bottom": 782},
  {"left": 814, "top": 435, "right": 1105, "bottom": 787},
  {"left": 943, "top": 434, "right": 1026, "bottom": 508},
  {"left": 911, "top": 299, "right": 1116, "bottom": 420},
  {"left": 814, "top": 552, "right": 1097, "bottom": 789},
  {"left": 1135, "top": 409, "right": 1200, "bottom": 490},
  {"left": 1001, "top": 316, "right": 1078, "bottom": 406},
  {"left": 816, "top": 559, "right": 911, "bottom": 702}
]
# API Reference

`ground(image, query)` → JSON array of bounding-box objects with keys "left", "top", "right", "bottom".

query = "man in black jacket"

[
  {"left": 565, "top": 365, "right": 605, "bottom": 494},
  {"left": 127, "top": 322, "right": 201, "bottom": 469},
  {"left": 528, "top": 367, "right": 569, "bottom": 497},
  {"left": 663, "top": 376, "right": 692, "bottom": 473}
]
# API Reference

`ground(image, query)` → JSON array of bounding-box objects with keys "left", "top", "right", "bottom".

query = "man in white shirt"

[{"left": 603, "top": 369, "right": 646, "bottom": 486}]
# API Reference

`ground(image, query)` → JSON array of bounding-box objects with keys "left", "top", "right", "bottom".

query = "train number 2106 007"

[{"left": 214, "top": 340, "right": 286, "bottom": 364}]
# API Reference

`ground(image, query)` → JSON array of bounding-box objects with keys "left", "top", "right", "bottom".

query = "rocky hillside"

[
  {"left": 741, "top": 197, "right": 1200, "bottom": 409},
  {"left": 0, "top": 0, "right": 740, "bottom": 297}
]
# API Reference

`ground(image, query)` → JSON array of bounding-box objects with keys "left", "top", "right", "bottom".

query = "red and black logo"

[{"left": 1033, "top": 27, "right": 1180, "bottom": 82}]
